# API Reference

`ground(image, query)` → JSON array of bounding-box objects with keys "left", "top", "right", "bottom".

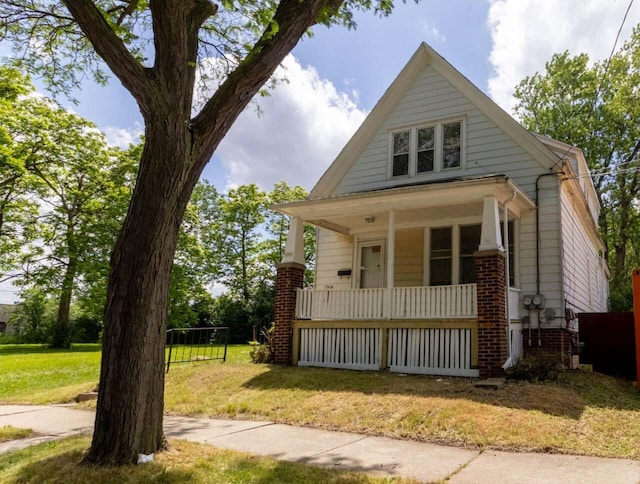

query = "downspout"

[
  {"left": 535, "top": 171, "right": 563, "bottom": 346},
  {"left": 502, "top": 190, "right": 517, "bottom": 369}
]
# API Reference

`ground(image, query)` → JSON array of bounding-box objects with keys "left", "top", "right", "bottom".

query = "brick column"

[
  {"left": 474, "top": 249, "right": 507, "bottom": 378},
  {"left": 273, "top": 262, "right": 305, "bottom": 365}
]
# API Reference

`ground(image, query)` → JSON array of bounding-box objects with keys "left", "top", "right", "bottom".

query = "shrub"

[
  {"left": 249, "top": 323, "right": 274, "bottom": 364},
  {"left": 505, "top": 356, "right": 563, "bottom": 382}
]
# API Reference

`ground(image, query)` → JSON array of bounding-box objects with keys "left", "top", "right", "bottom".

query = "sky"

[{"left": 1, "top": 0, "right": 640, "bottom": 304}]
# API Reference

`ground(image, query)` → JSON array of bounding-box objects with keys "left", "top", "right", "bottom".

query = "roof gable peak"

[{"left": 309, "top": 41, "right": 561, "bottom": 199}]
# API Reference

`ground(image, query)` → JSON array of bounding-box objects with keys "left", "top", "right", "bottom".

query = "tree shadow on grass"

[
  {"left": 11, "top": 449, "right": 195, "bottom": 484},
  {"left": 241, "top": 365, "right": 640, "bottom": 420},
  {"left": 10, "top": 441, "right": 382, "bottom": 484}
]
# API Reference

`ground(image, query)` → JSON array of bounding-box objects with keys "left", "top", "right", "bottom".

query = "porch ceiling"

[{"left": 274, "top": 175, "right": 535, "bottom": 234}]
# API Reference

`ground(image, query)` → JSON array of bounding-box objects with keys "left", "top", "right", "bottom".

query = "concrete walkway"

[{"left": 1, "top": 405, "right": 639, "bottom": 483}]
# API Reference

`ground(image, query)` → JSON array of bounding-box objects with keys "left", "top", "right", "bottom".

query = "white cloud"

[
  {"left": 0, "top": 281, "right": 20, "bottom": 305},
  {"left": 213, "top": 55, "right": 367, "bottom": 191},
  {"left": 103, "top": 124, "right": 143, "bottom": 149},
  {"left": 487, "top": 0, "right": 640, "bottom": 114},
  {"left": 423, "top": 21, "right": 446, "bottom": 43}
]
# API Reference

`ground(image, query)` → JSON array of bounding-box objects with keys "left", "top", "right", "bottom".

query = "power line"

[{"left": 597, "top": 0, "right": 635, "bottom": 101}]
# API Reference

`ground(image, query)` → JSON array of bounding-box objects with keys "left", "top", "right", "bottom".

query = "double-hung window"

[
  {"left": 417, "top": 126, "right": 435, "bottom": 173},
  {"left": 442, "top": 122, "right": 462, "bottom": 169},
  {"left": 392, "top": 130, "right": 410, "bottom": 177},
  {"left": 428, "top": 222, "right": 516, "bottom": 286},
  {"left": 390, "top": 119, "right": 463, "bottom": 178}
]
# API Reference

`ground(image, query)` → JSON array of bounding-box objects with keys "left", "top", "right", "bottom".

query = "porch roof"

[{"left": 274, "top": 175, "right": 535, "bottom": 234}]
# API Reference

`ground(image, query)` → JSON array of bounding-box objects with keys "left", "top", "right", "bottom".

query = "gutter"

[{"left": 502, "top": 190, "right": 517, "bottom": 370}]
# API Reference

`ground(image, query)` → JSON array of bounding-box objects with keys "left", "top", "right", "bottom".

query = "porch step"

[{"left": 474, "top": 378, "right": 505, "bottom": 390}]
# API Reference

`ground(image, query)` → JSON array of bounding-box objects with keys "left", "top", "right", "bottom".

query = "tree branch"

[
  {"left": 149, "top": 0, "right": 217, "bottom": 116},
  {"left": 190, "top": 0, "right": 343, "bottom": 170},
  {"left": 62, "top": 0, "right": 153, "bottom": 112}
]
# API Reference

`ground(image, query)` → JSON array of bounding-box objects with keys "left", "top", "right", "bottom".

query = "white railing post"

[{"left": 386, "top": 210, "right": 395, "bottom": 319}]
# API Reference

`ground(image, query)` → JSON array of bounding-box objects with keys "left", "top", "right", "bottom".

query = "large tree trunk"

[
  {"left": 65, "top": 0, "right": 346, "bottom": 466},
  {"left": 84, "top": 123, "right": 196, "bottom": 464}
]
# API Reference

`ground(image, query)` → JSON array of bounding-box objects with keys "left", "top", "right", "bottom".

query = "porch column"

[
  {"left": 475, "top": 196, "right": 508, "bottom": 377},
  {"left": 282, "top": 216, "right": 305, "bottom": 265},
  {"left": 386, "top": 209, "right": 395, "bottom": 319},
  {"left": 273, "top": 217, "right": 305, "bottom": 365},
  {"left": 479, "top": 196, "right": 504, "bottom": 252}
]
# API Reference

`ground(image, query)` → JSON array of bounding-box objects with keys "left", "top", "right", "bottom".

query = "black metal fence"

[{"left": 166, "top": 326, "right": 230, "bottom": 373}]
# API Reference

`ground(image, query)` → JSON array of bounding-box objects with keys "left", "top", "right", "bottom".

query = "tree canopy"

[{"left": 514, "top": 24, "right": 640, "bottom": 309}]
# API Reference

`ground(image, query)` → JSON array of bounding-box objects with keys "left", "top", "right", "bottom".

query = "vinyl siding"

[
  {"left": 516, "top": 176, "right": 564, "bottom": 328},
  {"left": 560, "top": 184, "right": 608, "bottom": 313},
  {"left": 394, "top": 228, "right": 424, "bottom": 287},
  {"left": 332, "top": 64, "right": 550, "bottom": 200},
  {"left": 314, "top": 228, "right": 353, "bottom": 290}
]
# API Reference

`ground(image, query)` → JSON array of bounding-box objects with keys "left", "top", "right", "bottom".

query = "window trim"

[{"left": 388, "top": 117, "right": 466, "bottom": 180}]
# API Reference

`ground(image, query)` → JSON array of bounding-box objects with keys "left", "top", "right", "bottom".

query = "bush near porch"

[{"left": 1, "top": 344, "right": 638, "bottom": 460}]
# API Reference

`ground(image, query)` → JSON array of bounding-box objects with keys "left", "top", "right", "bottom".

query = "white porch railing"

[
  {"left": 296, "top": 288, "right": 385, "bottom": 320},
  {"left": 508, "top": 287, "right": 521, "bottom": 321},
  {"left": 295, "top": 284, "right": 477, "bottom": 320},
  {"left": 392, "top": 285, "right": 477, "bottom": 318}
]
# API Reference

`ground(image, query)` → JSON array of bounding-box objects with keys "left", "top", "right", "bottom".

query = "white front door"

[{"left": 358, "top": 241, "right": 385, "bottom": 288}]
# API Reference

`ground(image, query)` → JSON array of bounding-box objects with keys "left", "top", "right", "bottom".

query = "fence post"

[
  {"left": 166, "top": 329, "right": 174, "bottom": 373},
  {"left": 223, "top": 327, "right": 229, "bottom": 363},
  {"left": 633, "top": 269, "right": 640, "bottom": 388}
]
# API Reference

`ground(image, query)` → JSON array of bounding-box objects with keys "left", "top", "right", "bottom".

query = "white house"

[{"left": 271, "top": 42, "right": 609, "bottom": 378}]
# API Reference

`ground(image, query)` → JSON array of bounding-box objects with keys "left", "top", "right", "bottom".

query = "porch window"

[
  {"left": 390, "top": 119, "right": 464, "bottom": 179},
  {"left": 428, "top": 222, "right": 515, "bottom": 286},
  {"left": 429, "top": 227, "right": 452, "bottom": 286},
  {"left": 459, "top": 224, "right": 481, "bottom": 283}
]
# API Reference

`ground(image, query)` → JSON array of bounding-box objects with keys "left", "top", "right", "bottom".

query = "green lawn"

[
  {"left": 2, "top": 344, "right": 639, "bottom": 460},
  {"left": 0, "top": 426, "right": 33, "bottom": 442},
  {"left": 0, "top": 436, "right": 410, "bottom": 483},
  {"left": 0, "top": 344, "right": 102, "bottom": 404},
  {"left": 0, "top": 344, "right": 245, "bottom": 404}
]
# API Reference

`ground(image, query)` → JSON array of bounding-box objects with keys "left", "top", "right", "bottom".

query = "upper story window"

[
  {"left": 392, "top": 130, "right": 410, "bottom": 176},
  {"left": 442, "top": 122, "right": 461, "bottom": 169},
  {"left": 390, "top": 119, "right": 464, "bottom": 179}
]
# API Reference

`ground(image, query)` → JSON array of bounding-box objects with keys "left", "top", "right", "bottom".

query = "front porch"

[{"left": 273, "top": 176, "right": 535, "bottom": 378}]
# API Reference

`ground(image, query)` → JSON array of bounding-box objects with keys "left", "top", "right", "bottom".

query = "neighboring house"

[
  {"left": 0, "top": 304, "right": 17, "bottom": 334},
  {"left": 271, "top": 42, "right": 609, "bottom": 378}
]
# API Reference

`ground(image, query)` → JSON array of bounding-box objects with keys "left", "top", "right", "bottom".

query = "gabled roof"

[{"left": 309, "top": 42, "right": 563, "bottom": 199}]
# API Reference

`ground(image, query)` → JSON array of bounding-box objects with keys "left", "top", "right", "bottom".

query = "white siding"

[
  {"left": 518, "top": 176, "right": 564, "bottom": 329},
  {"left": 315, "top": 229, "right": 353, "bottom": 289},
  {"left": 560, "top": 185, "right": 608, "bottom": 313},
  {"left": 333, "top": 64, "right": 548, "bottom": 200}
]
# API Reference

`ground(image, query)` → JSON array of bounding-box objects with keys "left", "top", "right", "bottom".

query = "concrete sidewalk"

[{"left": 1, "top": 405, "right": 639, "bottom": 483}]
